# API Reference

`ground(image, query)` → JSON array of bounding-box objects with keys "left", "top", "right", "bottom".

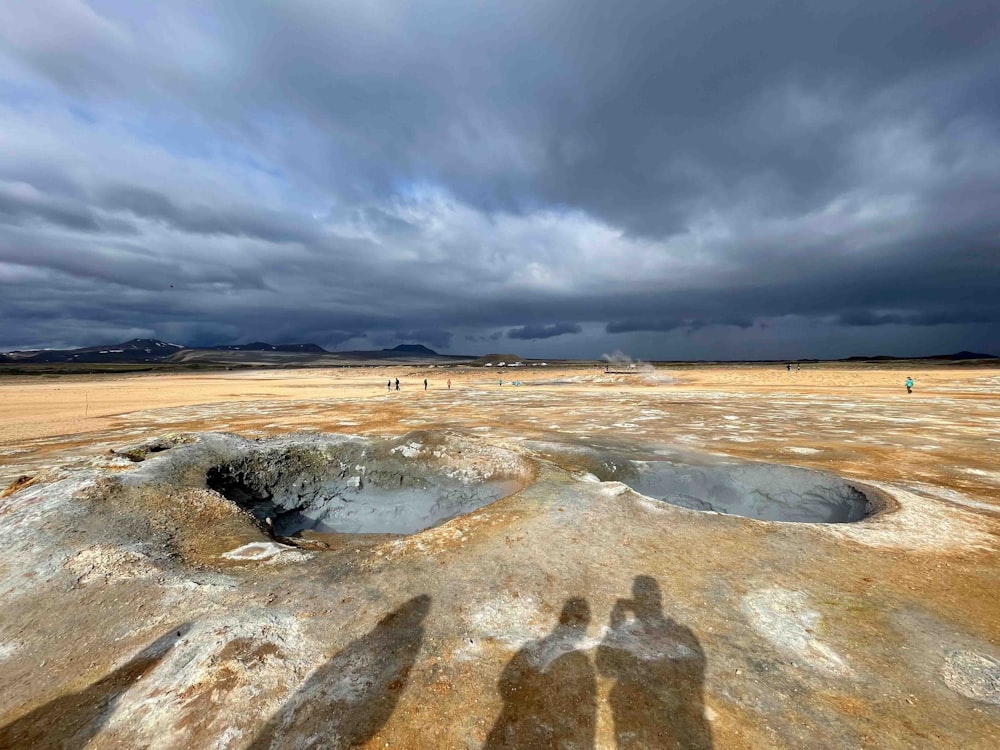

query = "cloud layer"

[{"left": 1, "top": 0, "right": 998, "bottom": 357}]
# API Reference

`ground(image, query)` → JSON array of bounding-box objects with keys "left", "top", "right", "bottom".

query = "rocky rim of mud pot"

[
  {"left": 1, "top": 474, "right": 35, "bottom": 499},
  {"left": 525, "top": 441, "right": 892, "bottom": 524},
  {"left": 111, "top": 434, "right": 193, "bottom": 463},
  {"left": 112, "top": 430, "right": 535, "bottom": 541}
]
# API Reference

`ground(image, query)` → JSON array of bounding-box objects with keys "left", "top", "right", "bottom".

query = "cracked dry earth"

[{"left": 0, "top": 365, "right": 998, "bottom": 749}]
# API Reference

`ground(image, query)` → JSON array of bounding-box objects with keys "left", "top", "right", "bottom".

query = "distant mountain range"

[
  {"left": 1, "top": 338, "right": 185, "bottom": 364},
  {"left": 0, "top": 338, "right": 995, "bottom": 366},
  {"left": 0, "top": 338, "right": 466, "bottom": 365},
  {"left": 840, "top": 350, "right": 997, "bottom": 362}
]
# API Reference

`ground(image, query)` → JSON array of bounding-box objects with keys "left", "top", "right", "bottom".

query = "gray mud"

[
  {"left": 520, "top": 441, "right": 880, "bottom": 524},
  {"left": 619, "top": 460, "right": 875, "bottom": 523},
  {"left": 118, "top": 431, "right": 532, "bottom": 538},
  {"left": 206, "top": 449, "right": 522, "bottom": 536}
]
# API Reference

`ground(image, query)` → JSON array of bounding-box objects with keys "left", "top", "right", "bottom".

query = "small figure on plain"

[
  {"left": 905, "top": 376, "right": 914, "bottom": 394},
  {"left": 395, "top": 378, "right": 400, "bottom": 391},
  {"left": 796, "top": 363, "right": 801, "bottom": 372},
  {"left": 424, "top": 378, "right": 428, "bottom": 391},
  {"left": 447, "top": 378, "right": 452, "bottom": 390},
  {"left": 499, "top": 378, "right": 503, "bottom": 386},
  {"left": 387, "top": 379, "right": 391, "bottom": 393},
  {"left": 786, "top": 363, "right": 791, "bottom": 372}
]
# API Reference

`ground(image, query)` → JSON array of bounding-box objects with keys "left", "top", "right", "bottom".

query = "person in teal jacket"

[{"left": 905, "top": 376, "right": 914, "bottom": 394}]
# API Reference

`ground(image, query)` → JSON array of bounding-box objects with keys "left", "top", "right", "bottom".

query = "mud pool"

[
  {"left": 207, "top": 451, "right": 523, "bottom": 536},
  {"left": 136, "top": 432, "right": 881, "bottom": 534},
  {"left": 613, "top": 460, "right": 879, "bottom": 523},
  {"left": 117, "top": 431, "right": 533, "bottom": 539}
]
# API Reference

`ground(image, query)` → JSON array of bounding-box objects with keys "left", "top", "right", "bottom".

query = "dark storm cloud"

[
  {"left": 838, "top": 308, "right": 999, "bottom": 328},
  {"left": 0, "top": 0, "right": 998, "bottom": 356},
  {"left": 606, "top": 319, "right": 685, "bottom": 334},
  {"left": 99, "top": 185, "right": 317, "bottom": 244},
  {"left": 507, "top": 323, "right": 582, "bottom": 340},
  {"left": 466, "top": 332, "right": 504, "bottom": 343},
  {"left": 0, "top": 181, "right": 105, "bottom": 233},
  {"left": 607, "top": 317, "right": 754, "bottom": 334}
]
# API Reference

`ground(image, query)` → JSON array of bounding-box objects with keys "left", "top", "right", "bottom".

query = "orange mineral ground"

[{"left": 0, "top": 364, "right": 998, "bottom": 749}]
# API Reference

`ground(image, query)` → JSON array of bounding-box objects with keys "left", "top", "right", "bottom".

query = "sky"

[{"left": 1, "top": 0, "right": 998, "bottom": 360}]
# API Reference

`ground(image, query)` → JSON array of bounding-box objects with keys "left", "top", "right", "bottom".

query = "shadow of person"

[
  {"left": 597, "top": 576, "right": 712, "bottom": 749},
  {"left": 0, "top": 623, "right": 191, "bottom": 750},
  {"left": 485, "top": 597, "right": 596, "bottom": 749},
  {"left": 248, "top": 594, "right": 431, "bottom": 750}
]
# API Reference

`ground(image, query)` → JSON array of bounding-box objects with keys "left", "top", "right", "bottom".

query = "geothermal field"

[{"left": 0, "top": 364, "right": 998, "bottom": 749}]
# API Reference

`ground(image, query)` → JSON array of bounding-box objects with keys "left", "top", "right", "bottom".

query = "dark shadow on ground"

[
  {"left": 596, "top": 576, "right": 713, "bottom": 749},
  {"left": 248, "top": 594, "right": 431, "bottom": 750},
  {"left": 0, "top": 624, "right": 191, "bottom": 750},
  {"left": 485, "top": 597, "right": 597, "bottom": 749}
]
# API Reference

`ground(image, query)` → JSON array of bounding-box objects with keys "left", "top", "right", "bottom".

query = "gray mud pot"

[
  {"left": 203, "top": 433, "right": 529, "bottom": 536},
  {"left": 619, "top": 460, "right": 876, "bottom": 523},
  {"left": 108, "top": 431, "right": 533, "bottom": 541}
]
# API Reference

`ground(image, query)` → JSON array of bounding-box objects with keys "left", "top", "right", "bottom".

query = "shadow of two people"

[
  {"left": 250, "top": 577, "right": 708, "bottom": 749},
  {"left": 486, "top": 575, "right": 713, "bottom": 749},
  {"left": 1, "top": 580, "right": 706, "bottom": 750}
]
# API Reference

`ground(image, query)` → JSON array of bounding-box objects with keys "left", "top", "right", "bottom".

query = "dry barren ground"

[{"left": 0, "top": 365, "right": 997, "bottom": 749}]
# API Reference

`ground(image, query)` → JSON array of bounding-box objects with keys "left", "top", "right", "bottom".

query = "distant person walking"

[
  {"left": 387, "top": 379, "right": 391, "bottom": 393},
  {"left": 424, "top": 378, "right": 428, "bottom": 391},
  {"left": 447, "top": 378, "right": 452, "bottom": 390},
  {"left": 395, "top": 378, "right": 400, "bottom": 391},
  {"left": 905, "top": 376, "right": 914, "bottom": 394},
  {"left": 786, "top": 364, "right": 791, "bottom": 372}
]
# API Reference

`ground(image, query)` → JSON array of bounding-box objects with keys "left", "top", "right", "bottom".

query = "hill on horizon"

[
  {"left": 841, "top": 350, "right": 997, "bottom": 362},
  {"left": 2, "top": 338, "right": 184, "bottom": 364},
  {"left": 383, "top": 344, "right": 438, "bottom": 355}
]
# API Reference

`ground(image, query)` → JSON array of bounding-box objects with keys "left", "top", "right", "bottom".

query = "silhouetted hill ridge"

[
  {"left": 4, "top": 338, "right": 183, "bottom": 363},
  {"left": 383, "top": 344, "right": 439, "bottom": 355},
  {"left": 842, "top": 350, "right": 996, "bottom": 361}
]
